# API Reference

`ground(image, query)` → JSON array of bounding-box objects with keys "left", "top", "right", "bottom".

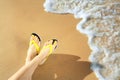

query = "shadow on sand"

[{"left": 33, "top": 54, "right": 92, "bottom": 80}]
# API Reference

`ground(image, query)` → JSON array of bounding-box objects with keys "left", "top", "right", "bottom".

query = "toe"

[
  {"left": 32, "top": 33, "right": 41, "bottom": 41},
  {"left": 31, "top": 33, "right": 41, "bottom": 46},
  {"left": 35, "top": 35, "right": 40, "bottom": 45}
]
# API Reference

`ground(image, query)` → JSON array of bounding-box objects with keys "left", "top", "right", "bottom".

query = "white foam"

[{"left": 44, "top": 0, "right": 120, "bottom": 80}]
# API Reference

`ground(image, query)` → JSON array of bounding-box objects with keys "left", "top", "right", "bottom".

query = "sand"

[
  {"left": 0, "top": 0, "right": 97, "bottom": 80},
  {"left": 43, "top": 0, "right": 120, "bottom": 80}
]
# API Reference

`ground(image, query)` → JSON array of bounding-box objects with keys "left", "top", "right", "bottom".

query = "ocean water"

[{"left": 43, "top": 0, "right": 120, "bottom": 80}]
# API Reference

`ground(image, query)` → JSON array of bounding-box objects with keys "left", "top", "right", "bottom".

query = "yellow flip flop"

[
  {"left": 29, "top": 33, "right": 41, "bottom": 54},
  {"left": 43, "top": 39, "right": 58, "bottom": 56},
  {"left": 40, "top": 39, "right": 58, "bottom": 65}
]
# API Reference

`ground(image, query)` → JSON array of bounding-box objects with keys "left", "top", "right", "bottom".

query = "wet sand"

[{"left": 0, "top": 0, "right": 97, "bottom": 80}]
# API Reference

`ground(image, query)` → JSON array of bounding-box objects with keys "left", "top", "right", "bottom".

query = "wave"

[{"left": 44, "top": 0, "right": 120, "bottom": 80}]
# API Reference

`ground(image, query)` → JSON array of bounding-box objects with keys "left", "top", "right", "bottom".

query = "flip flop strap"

[
  {"left": 30, "top": 40, "right": 40, "bottom": 53},
  {"left": 43, "top": 44, "right": 53, "bottom": 55}
]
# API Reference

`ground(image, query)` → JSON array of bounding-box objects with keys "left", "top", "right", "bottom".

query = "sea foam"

[{"left": 44, "top": 0, "right": 120, "bottom": 80}]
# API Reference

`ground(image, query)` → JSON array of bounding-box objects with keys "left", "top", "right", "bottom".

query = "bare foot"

[
  {"left": 38, "top": 39, "right": 58, "bottom": 65},
  {"left": 26, "top": 33, "right": 41, "bottom": 64}
]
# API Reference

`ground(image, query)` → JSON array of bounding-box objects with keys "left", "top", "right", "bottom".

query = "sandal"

[{"left": 29, "top": 33, "right": 41, "bottom": 54}]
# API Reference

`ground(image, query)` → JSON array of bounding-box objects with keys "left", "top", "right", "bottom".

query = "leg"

[
  {"left": 8, "top": 33, "right": 41, "bottom": 80},
  {"left": 8, "top": 35, "right": 58, "bottom": 80}
]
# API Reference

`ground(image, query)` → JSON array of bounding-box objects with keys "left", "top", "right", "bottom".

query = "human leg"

[
  {"left": 8, "top": 33, "right": 41, "bottom": 80},
  {"left": 8, "top": 34, "right": 58, "bottom": 80}
]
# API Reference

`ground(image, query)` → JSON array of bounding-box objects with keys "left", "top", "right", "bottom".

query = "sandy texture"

[{"left": 0, "top": 0, "right": 97, "bottom": 80}]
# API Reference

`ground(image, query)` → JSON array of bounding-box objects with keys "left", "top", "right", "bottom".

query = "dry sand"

[{"left": 0, "top": 0, "right": 98, "bottom": 80}]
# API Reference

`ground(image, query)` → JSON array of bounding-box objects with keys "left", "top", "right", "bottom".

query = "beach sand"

[{"left": 0, "top": 0, "right": 97, "bottom": 80}]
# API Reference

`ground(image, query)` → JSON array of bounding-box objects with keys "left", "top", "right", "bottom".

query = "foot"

[
  {"left": 38, "top": 39, "right": 58, "bottom": 65},
  {"left": 26, "top": 33, "right": 41, "bottom": 64}
]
